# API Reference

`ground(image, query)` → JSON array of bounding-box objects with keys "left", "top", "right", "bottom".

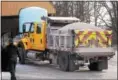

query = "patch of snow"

[
  {"left": 58, "top": 22, "right": 105, "bottom": 31},
  {"left": 48, "top": 17, "right": 80, "bottom": 21}
]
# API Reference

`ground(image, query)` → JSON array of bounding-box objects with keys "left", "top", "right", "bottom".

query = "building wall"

[
  {"left": 1, "top": 16, "right": 19, "bottom": 37},
  {"left": 1, "top": 1, "right": 56, "bottom": 16}
]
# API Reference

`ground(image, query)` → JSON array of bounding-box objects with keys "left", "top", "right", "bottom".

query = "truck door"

[
  {"left": 33, "top": 23, "right": 45, "bottom": 51},
  {"left": 22, "top": 22, "right": 35, "bottom": 49},
  {"left": 29, "top": 23, "right": 35, "bottom": 49}
]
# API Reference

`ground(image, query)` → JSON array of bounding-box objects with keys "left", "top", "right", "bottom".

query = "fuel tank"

[
  {"left": 27, "top": 52, "right": 36, "bottom": 60},
  {"left": 27, "top": 51, "right": 43, "bottom": 60}
]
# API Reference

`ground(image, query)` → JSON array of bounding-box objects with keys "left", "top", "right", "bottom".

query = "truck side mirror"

[{"left": 41, "top": 16, "right": 47, "bottom": 21}]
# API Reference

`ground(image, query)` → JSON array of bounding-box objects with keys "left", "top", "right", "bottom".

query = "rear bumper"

[{"left": 75, "top": 47, "right": 115, "bottom": 57}]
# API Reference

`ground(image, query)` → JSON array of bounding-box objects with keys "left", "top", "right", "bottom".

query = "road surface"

[{"left": 2, "top": 51, "right": 117, "bottom": 80}]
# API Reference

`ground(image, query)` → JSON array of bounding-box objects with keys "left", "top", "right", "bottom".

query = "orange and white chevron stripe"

[
  {"left": 74, "top": 30, "right": 112, "bottom": 48},
  {"left": 96, "top": 30, "right": 112, "bottom": 47},
  {"left": 74, "top": 30, "right": 94, "bottom": 47}
]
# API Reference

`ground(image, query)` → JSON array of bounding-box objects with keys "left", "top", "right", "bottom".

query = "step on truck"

[{"left": 16, "top": 7, "right": 115, "bottom": 72}]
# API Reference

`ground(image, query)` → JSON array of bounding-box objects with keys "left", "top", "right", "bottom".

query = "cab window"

[
  {"left": 30, "top": 24, "right": 34, "bottom": 33},
  {"left": 23, "top": 22, "right": 34, "bottom": 33},
  {"left": 23, "top": 24, "right": 30, "bottom": 33},
  {"left": 36, "top": 24, "right": 42, "bottom": 34}
]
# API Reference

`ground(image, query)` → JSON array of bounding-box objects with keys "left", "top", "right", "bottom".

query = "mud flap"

[
  {"left": 58, "top": 52, "right": 69, "bottom": 71},
  {"left": 98, "top": 58, "right": 108, "bottom": 69},
  {"left": 89, "top": 57, "right": 108, "bottom": 71},
  {"left": 68, "top": 54, "right": 79, "bottom": 71}
]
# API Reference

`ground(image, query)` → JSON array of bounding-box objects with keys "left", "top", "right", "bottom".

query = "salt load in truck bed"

[
  {"left": 47, "top": 22, "right": 115, "bottom": 57},
  {"left": 58, "top": 22, "right": 104, "bottom": 31}
]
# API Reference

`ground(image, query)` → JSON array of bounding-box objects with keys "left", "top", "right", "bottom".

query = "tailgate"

[
  {"left": 74, "top": 30, "right": 112, "bottom": 48},
  {"left": 74, "top": 30, "right": 115, "bottom": 57}
]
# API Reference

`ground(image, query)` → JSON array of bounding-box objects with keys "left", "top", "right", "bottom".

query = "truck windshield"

[{"left": 23, "top": 22, "right": 34, "bottom": 33}]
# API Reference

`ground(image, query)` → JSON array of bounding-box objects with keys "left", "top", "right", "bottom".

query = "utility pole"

[
  {"left": 94, "top": 2, "right": 97, "bottom": 26},
  {"left": 72, "top": 1, "right": 74, "bottom": 17}
]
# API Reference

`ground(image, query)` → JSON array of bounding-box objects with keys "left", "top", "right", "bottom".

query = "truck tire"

[
  {"left": 88, "top": 62, "right": 103, "bottom": 71},
  {"left": 68, "top": 54, "right": 78, "bottom": 71},
  {"left": 18, "top": 47, "right": 26, "bottom": 64},
  {"left": 58, "top": 52, "right": 69, "bottom": 71},
  {"left": 49, "top": 59, "right": 52, "bottom": 64}
]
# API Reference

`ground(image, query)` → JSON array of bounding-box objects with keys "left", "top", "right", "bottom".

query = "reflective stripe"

[
  {"left": 74, "top": 30, "right": 112, "bottom": 48},
  {"left": 96, "top": 31, "right": 107, "bottom": 42}
]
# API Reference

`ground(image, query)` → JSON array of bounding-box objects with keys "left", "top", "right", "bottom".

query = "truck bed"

[{"left": 47, "top": 27, "right": 115, "bottom": 57}]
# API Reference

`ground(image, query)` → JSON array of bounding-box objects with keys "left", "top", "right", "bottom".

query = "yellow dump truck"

[{"left": 17, "top": 7, "right": 115, "bottom": 72}]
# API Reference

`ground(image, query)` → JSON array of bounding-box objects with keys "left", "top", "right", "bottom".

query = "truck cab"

[{"left": 21, "top": 21, "right": 47, "bottom": 51}]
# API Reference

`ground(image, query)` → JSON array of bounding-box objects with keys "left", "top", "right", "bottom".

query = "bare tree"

[
  {"left": 53, "top": 1, "right": 92, "bottom": 22},
  {"left": 100, "top": 2, "right": 117, "bottom": 32},
  {"left": 91, "top": 1, "right": 117, "bottom": 44},
  {"left": 53, "top": 1, "right": 117, "bottom": 33}
]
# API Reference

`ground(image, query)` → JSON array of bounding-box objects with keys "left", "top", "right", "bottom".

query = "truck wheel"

[
  {"left": 88, "top": 62, "right": 102, "bottom": 71},
  {"left": 68, "top": 54, "right": 78, "bottom": 72},
  {"left": 58, "top": 52, "right": 69, "bottom": 71},
  {"left": 49, "top": 59, "right": 52, "bottom": 64},
  {"left": 19, "top": 47, "right": 26, "bottom": 64}
]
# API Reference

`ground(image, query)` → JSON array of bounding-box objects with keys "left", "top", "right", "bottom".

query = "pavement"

[{"left": 1, "top": 51, "right": 117, "bottom": 80}]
